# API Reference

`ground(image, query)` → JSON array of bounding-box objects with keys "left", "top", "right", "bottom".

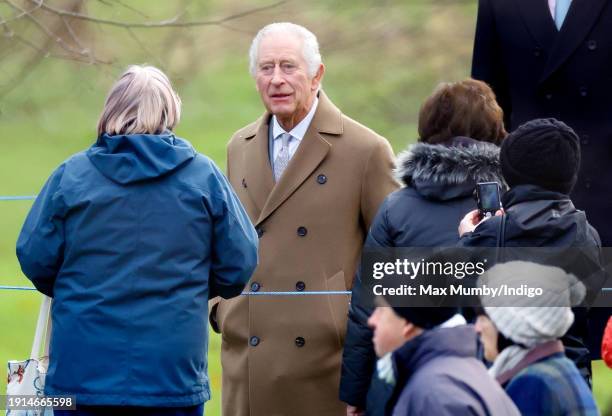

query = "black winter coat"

[
  {"left": 339, "top": 138, "right": 504, "bottom": 414},
  {"left": 458, "top": 184, "right": 602, "bottom": 383},
  {"left": 471, "top": 0, "right": 612, "bottom": 247}
]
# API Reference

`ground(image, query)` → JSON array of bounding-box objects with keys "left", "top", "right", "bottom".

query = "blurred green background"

[{"left": 0, "top": 1, "right": 610, "bottom": 414}]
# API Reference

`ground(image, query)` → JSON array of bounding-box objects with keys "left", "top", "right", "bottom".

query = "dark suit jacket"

[
  {"left": 471, "top": 0, "right": 612, "bottom": 247},
  {"left": 471, "top": 0, "right": 612, "bottom": 361}
]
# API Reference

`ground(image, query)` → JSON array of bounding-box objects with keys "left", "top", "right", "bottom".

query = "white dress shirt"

[{"left": 271, "top": 97, "right": 319, "bottom": 161}]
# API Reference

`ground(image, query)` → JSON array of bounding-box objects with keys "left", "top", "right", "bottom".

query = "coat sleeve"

[
  {"left": 457, "top": 215, "right": 500, "bottom": 248},
  {"left": 206, "top": 162, "right": 258, "bottom": 302},
  {"left": 340, "top": 198, "right": 393, "bottom": 407},
  {"left": 360, "top": 138, "right": 399, "bottom": 231},
  {"left": 471, "top": 0, "right": 512, "bottom": 128},
  {"left": 16, "top": 164, "right": 68, "bottom": 298}
]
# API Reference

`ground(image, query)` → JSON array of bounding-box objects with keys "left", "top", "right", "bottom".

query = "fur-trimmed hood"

[{"left": 395, "top": 137, "right": 505, "bottom": 201}]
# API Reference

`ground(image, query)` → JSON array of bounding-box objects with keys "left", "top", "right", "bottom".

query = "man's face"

[
  {"left": 255, "top": 32, "right": 323, "bottom": 129},
  {"left": 474, "top": 314, "right": 500, "bottom": 362},
  {"left": 368, "top": 307, "right": 410, "bottom": 357}
]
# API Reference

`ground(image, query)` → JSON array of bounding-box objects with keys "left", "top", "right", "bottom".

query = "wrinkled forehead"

[{"left": 257, "top": 32, "right": 304, "bottom": 63}]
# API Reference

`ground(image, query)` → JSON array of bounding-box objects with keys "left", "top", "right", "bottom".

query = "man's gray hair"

[{"left": 249, "top": 22, "right": 322, "bottom": 78}]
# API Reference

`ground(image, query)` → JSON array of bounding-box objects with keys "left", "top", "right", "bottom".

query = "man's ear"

[
  {"left": 402, "top": 322, "right": 415, "bottom": 339},
  {"left": 311, "top": 63, "right": 325, "bottom": 91}
]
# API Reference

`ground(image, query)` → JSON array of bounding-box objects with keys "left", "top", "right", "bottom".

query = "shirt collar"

[{"left": 272, "top": 96, "right": 319, "bottom": 142}]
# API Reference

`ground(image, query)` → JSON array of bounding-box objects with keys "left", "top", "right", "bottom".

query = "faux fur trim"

[{"left": 395, "top": 140, "right": 504, "bottom": 187}]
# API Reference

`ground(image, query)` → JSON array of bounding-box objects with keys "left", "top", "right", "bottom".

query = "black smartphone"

[{"left": 475, "top": 182, "right": 501, "bottom": 217}]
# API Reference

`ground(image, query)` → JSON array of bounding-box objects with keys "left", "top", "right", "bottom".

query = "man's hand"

[
  {"left": 458, "top": 209, "right": 504, "bottom": 237},
  {"left": 347, "top": 405, "right": 365, "bottom": 416}
]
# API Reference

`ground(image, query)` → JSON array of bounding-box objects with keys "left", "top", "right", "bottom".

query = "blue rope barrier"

[
  {"left": 0, "top": 285, "right": 610, "bottom": 294},
  {"left": 0, "top": 285, "right": 37, "bottom": 291},
  {"left": 0, "top": 285, "right": 350, "bottom": 295},
  {"left": 243, "top": 290, "right": 351, "bottom": 296},
  {"left": 0, "top": 196, "right": 37, "bottom": 201}
]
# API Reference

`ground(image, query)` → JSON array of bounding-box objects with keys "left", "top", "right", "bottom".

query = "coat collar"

[
  {"left": 516, "top": 0, "right": 609, "bottom": 84},
  {"left": 395, "top": 137, "right": 504, "bottom": 201},
  {"left": 242, "top": 90, "right": 343, "bottom": 225},
  {"left": 496, "top": 340, "right": 564, "bottom": 386},
  {"left": 515, "top": 0, "right": 558, "bottom": 53},
  {"left": 539, "top": 0, "right": 608, "bottom": 83}
]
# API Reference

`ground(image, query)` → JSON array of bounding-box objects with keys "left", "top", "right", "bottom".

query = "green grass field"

[{"left": 1, "top": 1, "right": 610, "bottom": 414}]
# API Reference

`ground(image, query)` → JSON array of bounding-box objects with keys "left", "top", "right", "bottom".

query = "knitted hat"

[
  {"left": 479, "top": 261, "right": 585, "bottom": 347},
  {"left": 500, "top": 118, "right": 580, "bottom": 194},
  {"left": 391, "top": 307, "right": 457, "bottom": 329}
]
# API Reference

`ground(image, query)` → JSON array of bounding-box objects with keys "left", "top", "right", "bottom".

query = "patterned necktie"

[
  {"left": 555, "top": 0, "right": 572, "bottom": 30},
  {"left": 274, "top": 133, "right": 292, "bottom": 182}
]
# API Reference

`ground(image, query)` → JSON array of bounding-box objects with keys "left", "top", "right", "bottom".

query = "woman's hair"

[
  {"left": 418, "top": 78, "right": 506, "bottom": 145},
  {"left": 97, "top": 65, "right": 181, "bottom": 137}
]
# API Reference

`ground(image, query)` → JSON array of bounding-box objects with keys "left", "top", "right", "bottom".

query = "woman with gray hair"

[
  {"left": 475, "top": 261, "right": 598, "bottom": 415},
  {"left": 17, "top": 65, "right": 259, "bottom": 416}
]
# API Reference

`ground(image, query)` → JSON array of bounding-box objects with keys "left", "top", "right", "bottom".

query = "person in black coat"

[
  {"left": 471, "top": 0, "right": 612, "bottom": 247},
  {"left": 458, "top": 118, "right": 602, "bottom": 385},
  {"left": 339, "top": 79, "right": 507, "bottom": 416},
  {"left": 471, "top": 0, "right": 612, "bottom": 356}
]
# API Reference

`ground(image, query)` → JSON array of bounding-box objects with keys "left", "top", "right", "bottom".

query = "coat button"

[
  {"left": 250, "top": 336, "right": 260, "bottom": 347},
  {"left": 533, "top": 47, "right": 542, "bottom": 57},
  {"left": 587, "top": 40, "right": 597, "bottom": 50},
  {"left": 250, "top": 282, "right": 260, "bottom": 292},
  {"left": 545, "top": 93, "right": 553, "bottom": 100},
  {"left": 295, "top": 337, "right": 306, "bottom": 347},
  {"left": 242, "top": 178, "right": 247, "bottom": 188},
  {"left": 256, "top": 226, "right": 264, "bottom": 238},
  {"left": 585, "top": 181, "right": 592, "bottom": 189},
  {"left": 297, "top": 226, "right": 308, "bottom": 237},
  {"left": 296, "top": 281, "right": 306, "bottom": 291},
  {"left": 579, "top": 86, "right": 588, "bottom": 97},
  {"left": 317, "top": 174, "right": 327, "bottom": 184}
]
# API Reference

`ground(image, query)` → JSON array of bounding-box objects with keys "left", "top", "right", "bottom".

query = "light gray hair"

[
  {"left": 97, "top": 65, "right": 181, "bottom": 137},
  {"left": 248, "top": 22, "right": 322, "bottom": 78}
]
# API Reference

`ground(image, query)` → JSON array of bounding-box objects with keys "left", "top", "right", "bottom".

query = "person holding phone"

[
  {"left": 340, "top": 79, "right": 507, "bottom": 416},
  {"left": 458, "top": 117, "right": 601, "bottom": 386}
]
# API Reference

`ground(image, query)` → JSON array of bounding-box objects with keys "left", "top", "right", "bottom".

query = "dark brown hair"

[{"left": 418, "top": 79, "right": 507, "bottom": 145}]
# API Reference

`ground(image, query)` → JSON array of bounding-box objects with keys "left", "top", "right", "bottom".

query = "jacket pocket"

[{"left": 325, "top": 270, "right": 350, "bottom": 350}]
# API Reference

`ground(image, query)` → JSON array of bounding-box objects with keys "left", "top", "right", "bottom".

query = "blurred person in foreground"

[
  {"left": 208, "top": 22, "right": 398, "bottom": 416},
  {"left": 340, "top": 78, "right": 507, "bottom": 416},
  {"left": 16, "top": 65, "right": 259, "bottom": 416},
  {"left": 475, "top": 261, "right": 599, "bottom": 415},
  {"left": 458, "top": 118, "right": 602, "bottom": 384},
  {"left": 368, "top": 303, "right": 519, "bottom": 416}
]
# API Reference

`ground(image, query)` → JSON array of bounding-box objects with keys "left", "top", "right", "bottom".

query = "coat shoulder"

[{"left": 228, "top": 117, "right": 265, "bottom": 149}]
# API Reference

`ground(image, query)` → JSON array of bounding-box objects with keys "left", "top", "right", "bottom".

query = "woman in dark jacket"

[
  {"left": 16, "top": 65, "right": 259, "bottom": 416},
  {"left": 458, "top": 118, "right": 602, "bottom": 385},
  {"left": 340, "top": 79, "right": 507, "bottom": 416}
]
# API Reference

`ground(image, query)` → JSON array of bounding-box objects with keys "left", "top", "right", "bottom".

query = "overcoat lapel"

[
  {"left": 244, "top": 116, "right": 274, "bottom": 216},
  {"left": 539, "top": 0, "right": 608, "bottom": 83},
  {"left": 255, "top": 91, "right": 343, "bottom": 226},
  {"left": 516, "top": 0, "right": 557, "bottom": 52}
]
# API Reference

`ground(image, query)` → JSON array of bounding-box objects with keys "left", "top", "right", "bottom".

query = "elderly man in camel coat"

[{"left": 209, "top": 22, "right": 398, "bottom": 416}]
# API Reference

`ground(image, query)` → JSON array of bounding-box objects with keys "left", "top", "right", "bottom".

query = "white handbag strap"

[{"left": 30, "top": 295, "right": 52, "bottom": 359}]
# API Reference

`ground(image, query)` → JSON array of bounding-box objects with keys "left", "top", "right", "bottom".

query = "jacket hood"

[
  {"left": 395, "top": 137, "right": 504, "bottom": 201},
  {"left": 393, "top": 325, "right": 477, "bottom": 382},
  {"left": 87, "top": 132, "right": 196, "bottom": 184},
  {"left": 503, "top": 184, "right": 597, "bottom": 246}
]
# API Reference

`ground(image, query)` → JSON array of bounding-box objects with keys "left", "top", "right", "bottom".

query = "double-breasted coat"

[
  {"left": 209, "top": 91, "right": 398, "bottom": 416},
  {"left": 471, "top": 0, "right": 612, "bottom": 359}
]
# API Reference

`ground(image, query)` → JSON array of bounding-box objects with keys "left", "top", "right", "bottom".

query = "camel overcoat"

[{"left": 210, "top": 91, "right": 398, "bottom": 416}]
